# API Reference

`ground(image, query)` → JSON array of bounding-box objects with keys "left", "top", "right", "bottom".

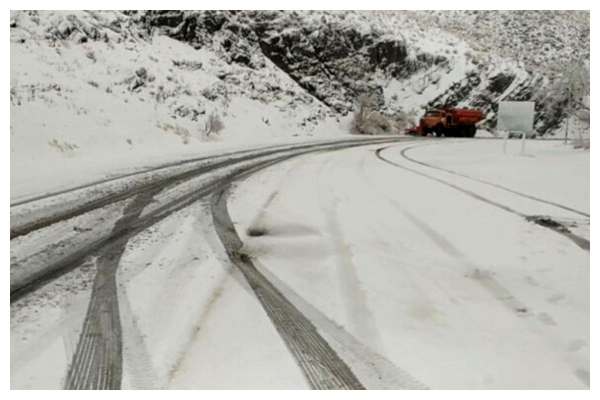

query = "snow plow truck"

[{"left": 407, "top": 107, "right": 484, "bottom": 137}]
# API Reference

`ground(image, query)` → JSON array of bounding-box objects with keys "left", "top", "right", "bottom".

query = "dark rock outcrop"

[
  {"left": 137, "top": 10, "right": 441, "bottom": 115},
  {"left": 134, "top": 10, "right": 587, "bottom": 134},
  {"left": 487, "top": 73, "right": 515, "bottom": 94}
]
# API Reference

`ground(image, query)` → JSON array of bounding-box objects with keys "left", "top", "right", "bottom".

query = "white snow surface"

[
  {"left": 10, "top": 10, "right": 590, "bottom": 389},
  {"left": 408, "top": 140, "right": 590, "bottom": 214},
  {"left": 227, "top": 140, "right": 589, "bottom": 389},
  {"left": 10, "top": 11, "right": 342, "bottom": 201},
  {"left": 12, "top": 10, "right": 586, "bottom": 202},
  {"left": 11, "top": 139, "right": 589, "bottom": 388},
  {"left": 12, "top": 10, "right": 562, "bottom": 202}
]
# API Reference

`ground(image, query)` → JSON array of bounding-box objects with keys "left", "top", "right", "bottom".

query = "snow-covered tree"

[{"left": 554, "top": 61, "right": 590, "bottom": 147}]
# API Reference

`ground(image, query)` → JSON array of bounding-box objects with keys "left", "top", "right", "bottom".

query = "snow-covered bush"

[
  {"left": 389, "top": 108, "right": 412, "bottom": 131},
  {"left": 204, "top": 112, "right": 224, "bottom": 136},
  {"left": 350, "top": 94, "right": 394, "bottom": 135},
  {"left": 544, "top": 61, "right": 590, "bottom": 146}
]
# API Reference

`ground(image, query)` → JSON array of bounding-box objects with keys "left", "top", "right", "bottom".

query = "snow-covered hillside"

[
  {"left": 409, "top": 10, "right": 590, "bottom": 132},
  {"left": 10, "top": 10, "right": 589, "bottom": 198},
  {"left": 10, "top": 11, "right": 590, "bottom": 390},
  {"left": 146, "top": 10, "right": 588, "bottom": 133},
  {"left": 10, "top": 11, "right": 339, "bottom": 197},
  {"left": 412, "top": 10, "right": 590, "bottom": 74}
]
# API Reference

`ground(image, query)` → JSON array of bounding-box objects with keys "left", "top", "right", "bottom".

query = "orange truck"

[{"left": 407, "top": 107, "right": 484, "bottom": 137}]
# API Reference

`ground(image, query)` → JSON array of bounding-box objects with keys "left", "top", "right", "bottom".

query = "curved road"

[{"left": 11, "top": 137, "right": 589, "bottom": 389}]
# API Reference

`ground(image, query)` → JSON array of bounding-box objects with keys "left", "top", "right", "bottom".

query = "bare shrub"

[
  {"left": 172, "top": 59, "right": 203, "bottom": 70},
  {"left": 351, "top": 94, "right": 394, "bottom": 135},
  {"left": 547, "top": 61, "right": 590, "bottom": 146},
  {"left": 48, "top": 138, "right": 79, "bottom": 153},
  {"left": 205, "top": 112, "right": 224, "bottom": 136},
  {"left": 389, "top": 108, "right": 412, "bottom": 132},
  {"left": 157, "top": 122, "right": 192, "bottom": 144},
  {"left": 351, "top": 94, "right": 375, "bottom": 135},
  {"left": 85, "top": 50, "right": 96, "bottom": 63}
]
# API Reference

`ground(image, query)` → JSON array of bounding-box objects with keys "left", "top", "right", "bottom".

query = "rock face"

[
  {"left": 138, "top": 10, "right": 447, "bottom": 118},
  {"left": 426, "top": 67, "right": 573, "bottom": 134},
  {"left": 115, "top": 11, "right": 591, "bottom": 134}
]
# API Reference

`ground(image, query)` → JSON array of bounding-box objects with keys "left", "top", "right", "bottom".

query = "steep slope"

[
  {"left": 139, "top": 10, "right": 463, "bottom": 128},
  {"left": 10, "top": 10, "right": 338, "bottom": 197},
  {"left": 139, "top": 10, "right": 589, "bottom": 134},
  {"left": 410, "top": 10, "right": 589, "bottom": 133},
  {"left": 10, "top": 10, "right": 589, "bottom": 198}
]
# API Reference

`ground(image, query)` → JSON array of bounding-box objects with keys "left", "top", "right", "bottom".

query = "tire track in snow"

[
  {"left": 10, "top": 151, "right": 310, "bottom": 300},
  {"left": 400, "top": 142, "right": 589, "bottom": 218},
  {"left": 356, "top": 154, "right": 581, "bottom": 354},
  {"left": 365, "top": 146, "right": 589, "bottom": 386},
  {"left": 374, "top": 145, "right": 590, "bottom": 251},
  {"left": 356, "top": 150, "right": 531, "bottom": 320},
  {"left": 10, "top": 147, "right": 280, "bottom": 239},
  {"left": 10, "top": 142, "right": 302, "bottom": 207},
  {"left": 11, "top": 138, "right": 404, "bottom": 239},
  {"left": 117, "top": 282, "right": 160, "bottom": 389},
  {"left": 245, "top": 155, "right": 310, "bottom": 237},
  {"left": 64, "top": 188, "right": 160, "bottom": 389},
  {"left": 354, "top": 149, "right": 475, "bottom": 305},
  {"left": 211, "top": 188, "right": 364, "bottom": 390},
  {"left": 15, "top": 138, "right": 406, "bottom": 389},
  {"left": 166, "top": 266, "right": 233, "bottom": 386},
  {"left": 399, "top": 209, "right": 531, "bottom": 315},
  {"left": 11, "top": 138, "right": 407, "bottom": 301},
  {"left": 231, "top": 145, "right": 427, "bottom": 388},
  {"left": 257, "top": 262, "right": 428, "bottom": 389},
  {"left": 394, "top": 212, "right": 589, "bottom": 388},
  {"left": 62, "top": 158, "right": 292, "bottom": 390},
  {"left": 316, "top": 154, "right": 385, "bottom": 354}
]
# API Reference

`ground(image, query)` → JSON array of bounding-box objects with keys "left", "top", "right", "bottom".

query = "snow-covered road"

[{"left": 11, "top": 138, "right": 589, "bottom": 389}]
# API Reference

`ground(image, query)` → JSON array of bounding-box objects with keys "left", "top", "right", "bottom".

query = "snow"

[
  {"left": 10, "top": 10, "right": 590, "bottom": 389},
  {"left": 11, "top": 10, "right": 587, "bottom": 202},
  {"left": 10, "top": 11, "right": 340, "bottom": 201},
  {"left": 11, "top": 138, "right": 589, "bottom": 389},
  {"left": 11, "top": 259, "right": 96, "bottom": 389},
  {"left": 411, "top": 10, "right": 589, "bottom": 75},
  {"left": 407, "top": 139, "right": 590, "bottom": 215},
  {"left": 368, "top": 12, "right": 480, "bottom": 122},
  {"left": 11, "top": 199, "right": 311, "bottom": 389},
  {"left": 117, "top": 201, "right": 309, "bottom": 389},
  {"left": 382, "top": 46, "right": 472, "bottom": 118},
  {"left": 226, "top": 140, "right": 589, "bottom": 388}
]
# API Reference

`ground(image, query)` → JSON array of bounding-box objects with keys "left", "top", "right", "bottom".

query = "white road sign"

[{"left": 497, "top": 101, "right": 535, "bottom": 134}]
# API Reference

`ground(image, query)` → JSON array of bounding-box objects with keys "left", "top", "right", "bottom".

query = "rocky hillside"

[
  {"left": 135, "top": 10, "right": 589, "bottom": 135},
  {"left": 11, "top": 10, "right": 351, "bottom": 197},
  {"left": 412, "top": 10, "right": 589, "bottom": 74},
  {"left": 10, "top": 9, "right": 590, "bottom": 168},
  {"left": 411, "top": 10, "right": 590, "bottom": 133}
]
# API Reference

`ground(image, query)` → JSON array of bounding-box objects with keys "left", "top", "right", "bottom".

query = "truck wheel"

[
  {"left": 446, "top": 127, "right": 457, "bottom": 137},
  {"left": 462, "top": 125, "right": 475, "bottom": 137},
  {"left": 457, "top": 126, "right": 470, "bottom": 137}
]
